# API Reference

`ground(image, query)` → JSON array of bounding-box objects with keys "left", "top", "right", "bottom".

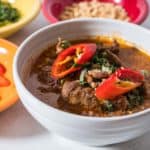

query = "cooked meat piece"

[
  {"left": 61, "top": 80, "right": 99, "bottom": 108},
  {"left": 86, "top": 74, "right": 93, "bottom": 83},
  {"left": 144, "top": 81, "right": 150, "bottom": 98},
  {"left": 80, "top": 88, "right": 99, "bottom": 109},
  {"left": 143, "top": 72, "right": 150, "bottom": 98},
  {"left": 96, "top": 43, "right": 104, "bottom": 51},
  {"left": 109, "top": 40, "right": 120, "bottom": 54},
  {"left": 61, "top": 80, "right": 80, "bottom": 99},
  {"left": 88, "top": 69, "right": 109, "bottom": 79},
  {"left": 85, "top": 70, "right": 108, "bottom": 88},
  {"left": 85, "top": 74, "right": 98, "bottom": 88},
  {"left": 41, "top": 65, "right": 51, "bottom": 72},
  {"left": 114, "top": 96, "right": 128, "bottom": 111},
  {"left": 56, "top": 38, "right": 64, "bottom": 54},
  {"left": 96, "top": 40, "right": 119, "bottom": 54},
  {"left": 69, "top": 86, "right": 83, "bottom": 104},
  {"left": 106, "top": 49, "right": 126, "bottom": 67},
  {"left": 90, "top": 82, "right": 98, "bottom": 88},
  {"left": 69, "top": 87, "right": 99, "bottom": 108}
]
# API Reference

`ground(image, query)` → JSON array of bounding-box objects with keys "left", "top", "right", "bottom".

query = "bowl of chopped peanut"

[{"left": 42, "top": 0, "right": 149, "bottom": 24}]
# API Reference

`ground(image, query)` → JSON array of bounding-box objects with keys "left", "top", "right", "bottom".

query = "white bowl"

[{"left": 13, "top": 18, "right": 150, "bottom": 146}]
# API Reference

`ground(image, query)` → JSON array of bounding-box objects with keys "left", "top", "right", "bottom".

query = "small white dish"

[{"left": 13, "top": 18, "right": 150, "bottom": 146}]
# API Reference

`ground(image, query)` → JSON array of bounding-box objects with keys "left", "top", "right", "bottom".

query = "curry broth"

[{"left": 26, "top": 37, "right": 150, "bottom": 117}]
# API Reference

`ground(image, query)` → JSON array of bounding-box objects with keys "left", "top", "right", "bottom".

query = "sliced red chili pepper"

[
  {"left": 76, "top": 44, "right": 96, "bottom": 64},
  {"left": 116, "top": 68, "right": 144, "bottom": 82},
  {"left": 95, "top": 68, "right": 144, "bottom": 101},
  {"left": 51, "top": 43, "right": 96, "bottom": 79},
  {"left": 0, "top": 75, "right": 10, "bottom": 87},
  {"left": 0, "top": 64, "right": 9, "bottom": 86},
  {"left": 0, "top": 64, "right": 6, "bottom": 75}
]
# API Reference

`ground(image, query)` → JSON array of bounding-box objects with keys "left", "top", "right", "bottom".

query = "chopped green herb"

[
  {"left": 92, "top": 55, "right": 108, "bottom": 65},
  {"left": 102, "top": 100, "right": 115, "bottom": 112},
  {"left": 126, "top": 86, "right": 144, "bottom": 109},
  {"left": 0, "top": 1, "right": 20, "bottom": 26},
  {"left": 101, "top": 51, "right": 107, "bottom": 57},
  {"left": 72, "top": 63, "right": 80, "bottom": 67},
  {"left": 82, "top": 62, "right": 91, "bottom": 68},
  {"left": 92, "top": 51, "right": 118, "bottom": 74},
  {"left": 60, "top": 40, "right": 71, "bottom": 49},
  {"left": 101, "top": 64, "right": 117, "bottom": 74}
]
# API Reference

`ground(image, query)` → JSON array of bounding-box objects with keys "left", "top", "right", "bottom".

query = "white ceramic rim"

[{"left": 13, "top": 18, "right": 150, "bottom": 122}]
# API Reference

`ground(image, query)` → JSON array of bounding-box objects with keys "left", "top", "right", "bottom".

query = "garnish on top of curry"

[{"left": 26, "top": 37, "right": 150, "bottom": 117}]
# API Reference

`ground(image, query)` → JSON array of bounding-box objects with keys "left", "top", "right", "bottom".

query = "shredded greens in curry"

[{"left": 26, "top": 37, "right": 150, "bottom": 117}]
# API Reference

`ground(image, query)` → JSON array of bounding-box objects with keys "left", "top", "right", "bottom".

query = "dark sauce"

[{"left": 26, "top": 38, "right": 150, "bottom": 117}]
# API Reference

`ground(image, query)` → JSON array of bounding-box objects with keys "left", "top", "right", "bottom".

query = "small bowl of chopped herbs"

[
  {"left": 0, "top": 1, "right": 20, "bottom": 27},
  {"left": 0, "top": 0, "right": 40, "bottom": 38}
]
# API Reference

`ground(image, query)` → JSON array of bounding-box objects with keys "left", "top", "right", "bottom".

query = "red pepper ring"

[
  {"left": 95, "top": 68, "right": 144, "bottom": 100},
  {"left": 51, "top": 43, "right": 96, "bottom": 79},
  {"left": 0, "top": 75, "right": 10, "bottom": 87},
  {"left": 0, "top": 64, "right": 10, "bottom": 86},
  {"left": 76, "top": 44, "right": 96, "bottom": 64},
  {"left": 116, "top": 68, "right": 144, "bottom": 82},
  {"left": 0, "top": 64, "right": 6, "bottom": 75}
]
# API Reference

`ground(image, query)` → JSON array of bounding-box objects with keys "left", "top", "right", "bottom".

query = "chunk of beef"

[
  {"left": 106, "top": 50, "right": 126, "bottom": 67},
  {"left": 68, "top": 86, "right": 83, "bottom": 104},
  {"left": 109, "top": 40, "right": 120, "bottom": 54},
  {"left": 88, "top": 69, "right": 109, "bottom": 79},
  {"left": 114, "top": 96, "right": 128, "bottom": 111},
  {"left": 80, "top": 88, "right": 99, "bottom": 109},
  {"left": 144, "top": 80, "right": 150, "bottom": 98},
  {"left": 61, "top": 80, "right": 99, "bottom": 109},
  {"left": 85, "top": 74, "right": 98, "bottom": 88},
  {"left": 61, "top": 80, "right": 79, "bottom": 98},
  {"left": 142, "top": 72, "right": 150, "bottom": 98},
  {"left": 97, "top": 40, "right": 119, "bottom": 54},
  {"left": 85, "top": 69, "right": 108, "bottom": 88}
]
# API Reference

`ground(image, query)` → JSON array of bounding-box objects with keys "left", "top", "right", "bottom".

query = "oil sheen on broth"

[{"left": 25, "top": 37, "right": 150, "bottom": 117}]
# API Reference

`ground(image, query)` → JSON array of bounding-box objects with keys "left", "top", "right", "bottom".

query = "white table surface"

[{"left": 1, "top": 7, "right": 150, "bottom": 150}]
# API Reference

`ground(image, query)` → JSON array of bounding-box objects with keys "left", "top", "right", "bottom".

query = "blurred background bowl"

[
  {"left": 42, "top": 0, "right": 149, "bottom": 24},
  {"left": 0, "top": 0, "right": 41, "bottom": 38}
]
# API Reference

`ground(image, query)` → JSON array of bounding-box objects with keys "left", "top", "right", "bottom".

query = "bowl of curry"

[{"left": 13, "top": 18, "right": 150, "bottom": 146}]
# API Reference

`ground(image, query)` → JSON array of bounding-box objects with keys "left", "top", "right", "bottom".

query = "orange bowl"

[{"left": 0, "top": 39, "right": 18, "bottom": 112}]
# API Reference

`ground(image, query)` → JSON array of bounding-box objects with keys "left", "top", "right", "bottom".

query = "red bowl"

[{"left": 42, "top": 0, "right": 149, "bottom": 24}]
